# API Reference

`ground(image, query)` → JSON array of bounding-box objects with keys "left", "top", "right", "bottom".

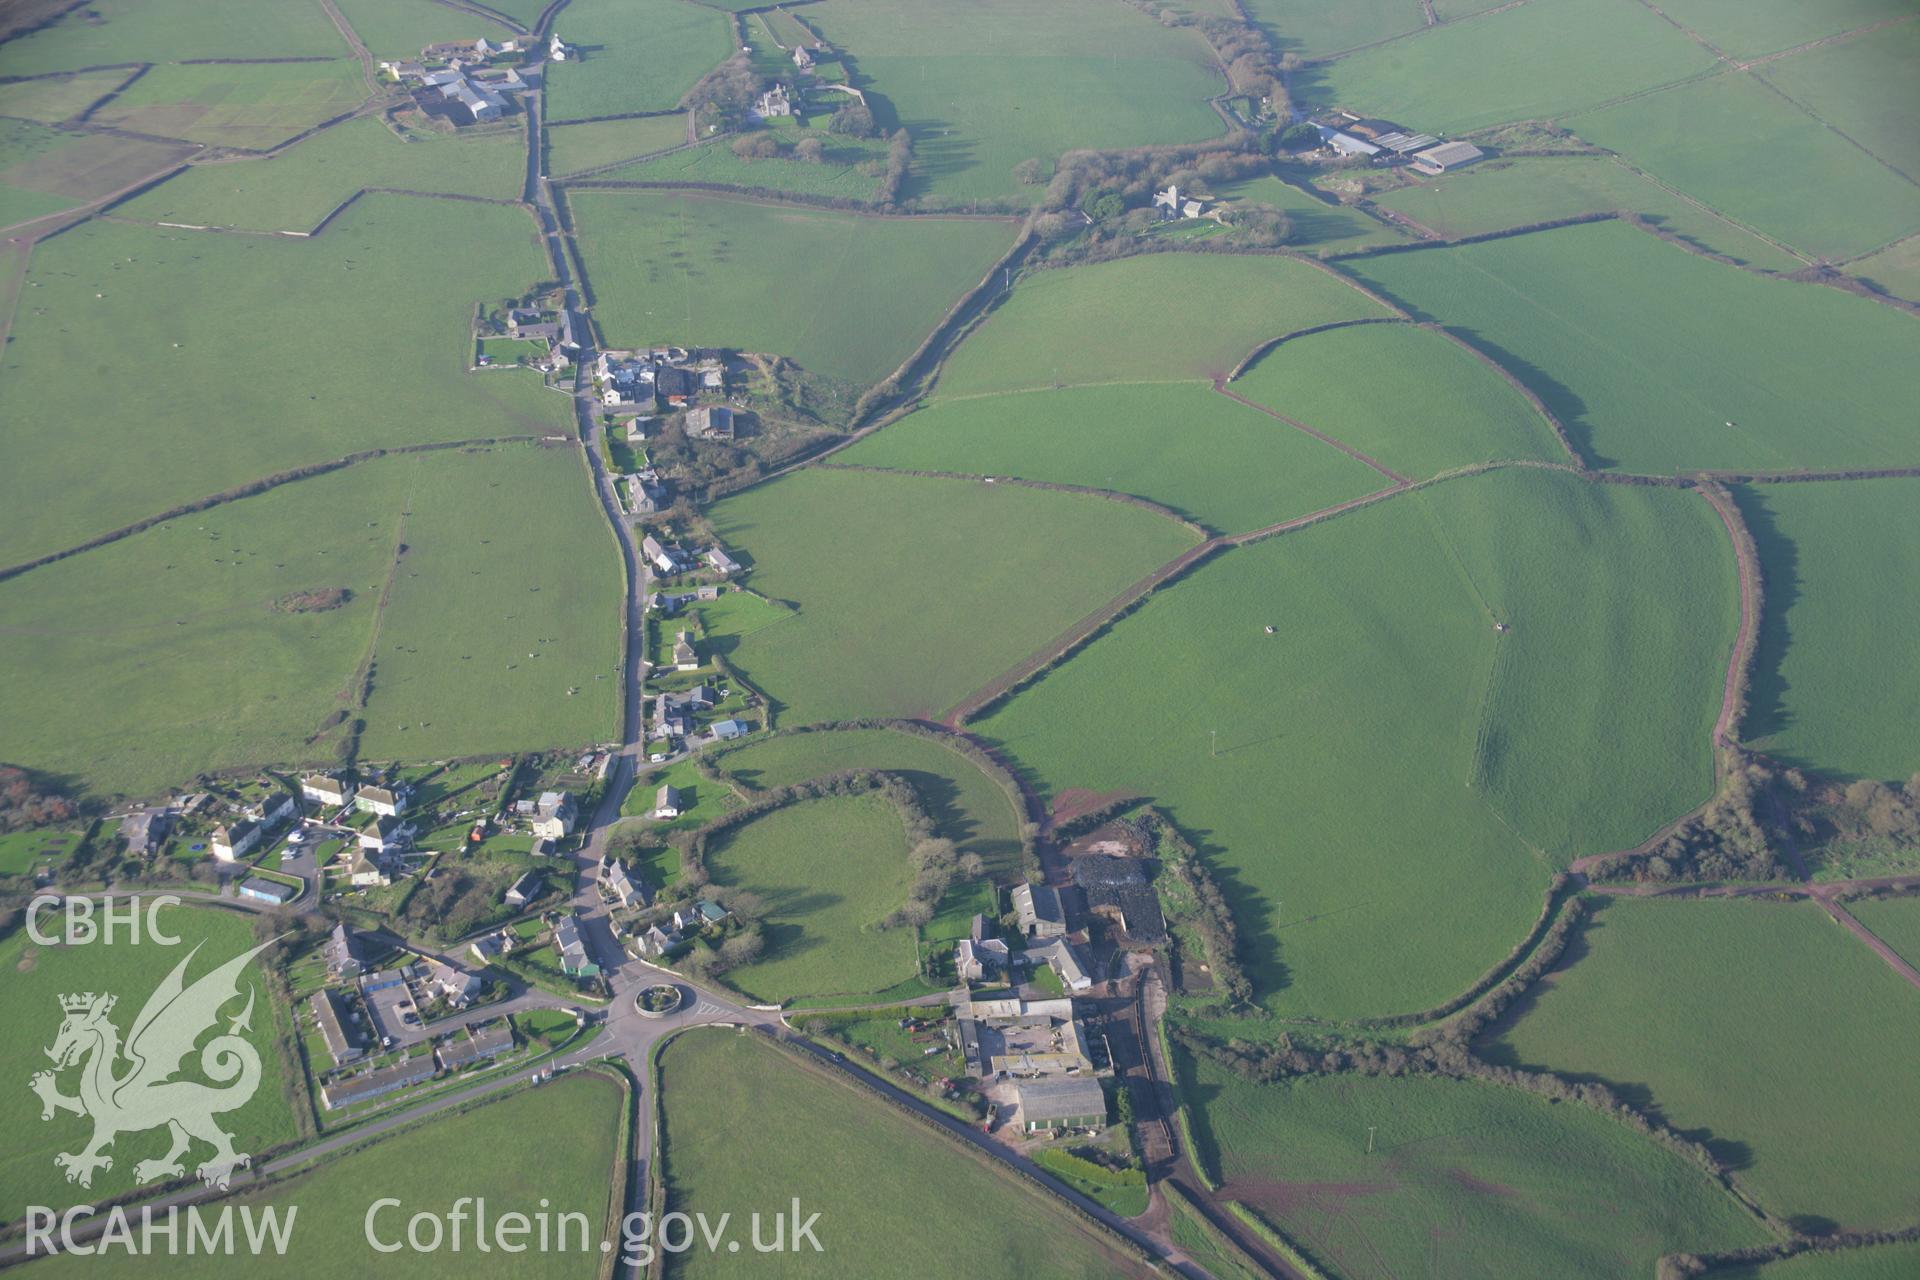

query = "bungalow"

[
  {"left": 210, "top": 819, "right": 260, "bottom": 862},
  {"left": 674, "top": 900, "right": 729, "bottom": 932},
  {"left": 469, "top": 929, "right": 515, "bottom": 964},
  {"left": 355, "top": 785, "right": 406, "bottom": 817},
  {"left": 302, "top": 773, "right": 354, "bottom": 808},
  {"left": 710, "top": 718, "right": 751, "bottom": 741},
  {"left": 426, "top": 960, "right": 482, "bottom": 1006},
  {"left": 504, "top": 869, "right": 544, "bottom": 907},
  {"left": 320, "top": 1054, "right": 436, "bottom": 1109},
  {"left": 653, "top": 784, "right": 685, "bottom": 819},
  {"left": 436, "top": 1019, "right": 514, "bottom": 1070},
  {"left": 237, "top": 876, "right": 296, "bottom": 906},
  {"left": 552, "top": 914, "right": 598, "bottom": 977},
  {"left": 704, "top": 547, "right": 741, "bottom": 575},
  {"left": 308, "top": 990, "right": 363, "bottom": 1066},
  {"left": 672, "top": 631, "right": 699, "bottom": 671},
  {"left": 1012, "top": 882, "right": 1068, "bottom": 939},
  {"left": 325, "top": 922, "right": 365, "bottom": 979},
  {"left": 685, "top": 405, "right": 735, "bottom": 440}
]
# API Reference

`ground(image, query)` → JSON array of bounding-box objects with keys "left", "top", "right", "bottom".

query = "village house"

[
  {"left": 210, "top": 819, "right": 260, "bottom": 862},
  {"left": 529, "top": 790, "right": 576, "bottom": 841},
  {"left": 673, "top": 631, "right": 699, "bottom": 671},
  {"left": 704, "top": 547, "right": 741, "bottom": 575},
  {"left": 245, "top": 786, "right": 299, "bottom": 828},
  {"left": 326, "top": 922, "right": 366, "bottom": 979},
  {"left": 356, "top": 784, "right": 407, "bottom": 817},
  {"left": 653, "top": 784, "right": 686, "bottom": 819},
  {"left": 504, "top": 869, "right": 544, "bottom": 907},
  {"left": 121, "top": 807, "right": 170, "bottom": 856},
  {"left": 302, "top": 773, "right": 354, "bottom": 808},
  {"left": 792, "top": 44, "right": 814, "bottom": 71},
  {"left": 638, "top": 921, "right": 682, "bottom": 957},
  {"left": 320, "top": 1055, "right": 437, "bottom": 1110},
  {"left": 552, "top": 914, "right": 598, "bottom": 977},
  {"left": 674, "top": 900, "right": 729, "bottom": 933},
  {"left": 469, "top": 928, "right": 516, "bottom": 965},
  {"left": 435, "top": 1019, "right": 514, "bottom": 1071},
  {"left": 643, "top": 535, "right": 692, "bottom": 575},
  {"left": 426, "top": 959, "right": 482, "bottom": 1006},
  {"left": 1012, "top": 882, "right": 1068, "bottom": 939},
  {"left": 358, "top": 814, "right": 417, "bottom": 856},
  {"left": 597, "top": 855, "right": 648, "bottom": 909},
  {"left": 308, "top": 990, "right": 364, "bottom": 1067},
  {"left": 549, "top": 32, "right": 569, "bottom": 61}
]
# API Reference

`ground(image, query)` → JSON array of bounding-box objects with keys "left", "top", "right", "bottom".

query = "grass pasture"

[
  {"left": 1345, "top": 219, "right": 1920, "bottom": 474},
  {"left": 334, "top": 0, "right": 508, "bottom": 57},
  {"left": 1311, "top": 0, "right": 1720, "bottom": 134},
  {"left": 1568, "top": 69, "right": 1920, "bottom": 261},
  {"left": 1846, "top": 233, "right": 1920, "bottom": 303},
  {"left": 1486, "top": 896, "right": 1920, "bottom": 1229},
  {"left": 0, "top": 826, "right": 89, "bottom": 876},
  {"left": 716, "top": 726, "right": 1023, "bottom": 877},
  {"left": 1241, "top": 0, "right": 1425, "bottom": 57},
  {"left": 1649, "top": 0, "right": 1917, "bottom": 60},
  {"left": 544, "top": 112, "right": 688, "bottom": 176},
  {"left": 1367, "top": 155, "right": 1807, "bottom": 271},
  {"left": 1214, "top": 170, "right": 1410, "bottom": 255},
  {"left": 0, "top": 444, "right": 620, "bottom": 800},
  {"left": 1848, "top": 896, "right": 1920, "bottom": 973},
  {"left": 0, "top": 70, "right": 138, "bottom": 123},
  {"left": 542, "top": 0, "right": 734, "bottom": 122},
  {"left": 117, "top": 116, "right": 526, "bottom": 232},
  {"left": 1757, "top": 21, "right": 1920, "bottom": 198},
  {"left": 0, "top": 119, "right": 195, "bottom": 229},
  {"left": 806, "top": 0, "right": 1224, "bottom": 204},
  {"left": 936, "top": 252, "right": 1391, "bottom": 396},
  {"left": 594, "top": 127, "right": 889, "bottom": 201},
  {"left": 1718, "top": 1243, "right": 1920, "bottom": 1280},
  {"left": 1735, "top": 479, "right": 1920, "bottom": 781},
  {"left": 980, "top": 467, "right": 1732, "bottom": 1019},
  {"left": 707, "top": 468, "right": 1198, "bottom": 725},
  {"left": 570, "top": 189, "right": 1015, "bottom": 385},
  {"left": 25, "top": 1073, "right": 624, "bottom": 1279},
  {"left": 657, "top": 1029, "right": 1153, "bottom": 1278},
  {"left": 0, "top": 196, "right": 568, "bottom": 568},
  {"left": 1177, "top": 1053, "right": 1770, "bottom": 1280},
  {"left": 838, "top": 380, "right": 1383, "bottom": 534},
  {"left": 0, "top": 904, "right": 300, "bottom": 1223},
  {"left": 0, "top": 0, "right": 348, "bottom": 74},
  {"left": 1228, "top": 322, "right": 1568, "bottom": 477},
  {"left": 87, "top": 60, "right": 368, "bottom": 152},
  {"left": 703, "top": 794, "right": 918, "bottom": 1002}
]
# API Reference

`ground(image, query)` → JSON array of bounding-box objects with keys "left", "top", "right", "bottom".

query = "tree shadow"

[
  {"left": 1449, "top": 326, "right": 1609, "bottom": 469},
  {"left": 1729, "top": 485, "right": 1800, "bottom": 748}
]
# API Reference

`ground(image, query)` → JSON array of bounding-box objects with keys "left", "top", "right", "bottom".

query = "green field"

[
  {"left": 1719, "top": 1243, "right": 1920, "bottom": 1280},
  {"left": 936, "top": 252, "right": 1392, "bottom": 396},
  {"left": 87, "top": 60, "right": 369, "bottom": 152},
  {"left": 1737, "top": 480, "right": 1920, "bottom": 781},
  {"left": 0, "top": 196, "right": 568, "bottom": 568},
  {"left": 838, "top": 380, "right": 1382, "bottom": 534},
  {"left": 0, "top": 69, "right": 137, "bottom": 123},
  {"left": 717, "top": 726, "right": 1023, "bottom": 876},
  {"left": 0, "top": 444, "right": 620, "bottom": 799},
  {"left": 1177, "top": 1053, "right": 1770, "bottom": 1280},
  {"left": 570, "top": 189, "right": 1016, "bottom": 384},
  {"left": 1758, "top": 21, "right": 1920, "bottom": 198},
  {"left": 806, "top": 0, "right": 1224, "bottom": 204},
  {"left": 543, "top": 0, "right": 734, "bottom": 122},
  {"left": 594, "top": 128, "right": 888, "bottom": 201},
  {"left": 0, "top": 119, "right": 194, "bottom": 229},
  {"left": 1846, "top": 232, "right": 1920, "bottom": 303},
  {"left": 1649, "top": 0, "right": 1916, "bottom": 60},
  {"left": 26, "top": 1072, "right": 624, "bottom": 1278},
  {"left": 1214, "top": 170, "right": 1411, "bottom": 255},
  {"left": 1229, "top": 322, "right": 1568, "bottom": 477},
  {"left": 707, "top": 468, "right": 1198, "bottom": 724},
  {"left": 335, "top": 0, "right": 507, "bottom": 56},
  {"left": 545, "top": 113, "right": 688, "bottom": 176},
  {"left": 980, "top": 467, "right": 1734, "bottom": 1019},
  {"left": 703, "top": 794, "right": 918, "bottom": 1002},
  {"left": 1345, "top": 220, "right": 1920, "bottom": 474},
  {"left": 1486, "top": 896, "right": 1920, "bottom": 1229},
  {"left": 0, "top": 0, "right": 349, "bottom": 73},
  {"left": 1367, "top": 156, "right": 1808, "bottom": 271},
  {"left": 1568, "top": 69, "right": 1920, "bottom": 261},
  {"left": 1241, "top": 0, "right": 1425, "bottom": 57},
  {"left": 0, "top": 904, "right": 299, "bottom": 1222},
  {"left": 1849, "top": 896, "right": 1920, "bottom": 972},
  {"left": 0, "top": 826, "right": 89, "bottom": 876},
  {"left": 1312, "top": 0, "right": 1720, "bottom": 133},
  {"left": 656, "top": 1029, "right": 1152, "bottom": 1278},
  {"left": 118, "top": 116, "right": 526, "bottom": 232}
]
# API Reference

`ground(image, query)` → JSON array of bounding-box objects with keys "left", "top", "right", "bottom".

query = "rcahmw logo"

[{"left": 27, "top": 893, "right": 183, "bottom": 947}]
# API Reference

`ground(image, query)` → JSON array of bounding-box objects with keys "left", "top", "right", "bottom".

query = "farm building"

[
  {"left": 710, "top": 718, "right": 751, "bottom": 741},
  {"left": 1030, "top": 937, "right": 1093, "bottom": 992},
  {"left": 1012, "top": 882, "right": 1068, "bottom": 938},
  {"left": 1371, "top": 129, "right": 1441, "bottom": 156},
  {"left": 1069, "top": 855, "right": 1166, "bottom": 945},
  {"left": 686, "top": 405, "right": 735, "bottom": 440},
  {"left": 1315, "top": 125, "right": 1379, "bottom": 157},
  {"left": 955, "top": 996, "right": 1092, "bottom": 1077},
  {"left": 1412, "top": 140, "right": 1485, "bottom": 174},
  {"left": 1016, "top": 1076, "right": 1108, "bottom": 1131}
]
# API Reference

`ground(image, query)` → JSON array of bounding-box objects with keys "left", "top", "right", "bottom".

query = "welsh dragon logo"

[{"left": 30, "top": 940, "right": 273, "bottom": 1192}]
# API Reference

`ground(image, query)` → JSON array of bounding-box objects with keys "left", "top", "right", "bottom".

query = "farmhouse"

[
  {"left": 1016, "top": 1076, "right": 1107, "bottom": 1132},
  {"left": 326, "top": 922, "right": 366, "bottom": 979},
  {"left": 955, "top": 996, "right": 1092, "bottom": 1078},
  {"left": 1012, "top": 882, "right": 1068, "bottom": 938},
  {"left": 308, "top": 990, "right": 364, "bottom": 1067},
  {"left": 237, "top": 876, "right": 296, "bottom": 906},
  {"left": 552, "top": 913, "right": 599, "bottom": 976},
  {"left": 655, "top": 784, "right": 686, "bottom": 819},
  {"left": 686, "top": 405, "right": 735, "bottom": 440},
  {"left": 209, "top": 820, "right": 259, "bottom": 862},
  {"left": 436, "top": 1019, "right": 514, "bottom": 1070},
  {"left": 321, "top": 1055, "right": 436, "bottom": 1110},
  {"left": 643, "top": 535, "right": 693, "bottom": 575},
  {"left": 504, "top": 869, "right": 544, "bottom": 907},
  {"left": 753, "top": 84, "right": 794, "bottom": 119},
  {"left": 955, "top": 935, "right": 1009, "bottom": 982},
  {"left": 302, "top": 773, "right": 354, "bottom": 808},
  {"left": 793, "top": 45, "right": 814, "bottom": 70},
  {"left": 356, "top": 785, "right": 407, "bottom": 817},
  {"left": 1412, "top": 140, "right": 1485, "bottom": 174}
]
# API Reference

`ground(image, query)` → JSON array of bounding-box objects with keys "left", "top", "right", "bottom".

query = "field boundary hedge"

[{"left": 813, "top": 461, "right": 1207, "bottom": 536}]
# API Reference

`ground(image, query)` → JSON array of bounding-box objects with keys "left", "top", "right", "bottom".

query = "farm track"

[
  {"left": 315, "top": 0, "right": 377, "bottom": 98},
  {"left": 1696, "top": 484, "right": 1760, "bottom": 749}
]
